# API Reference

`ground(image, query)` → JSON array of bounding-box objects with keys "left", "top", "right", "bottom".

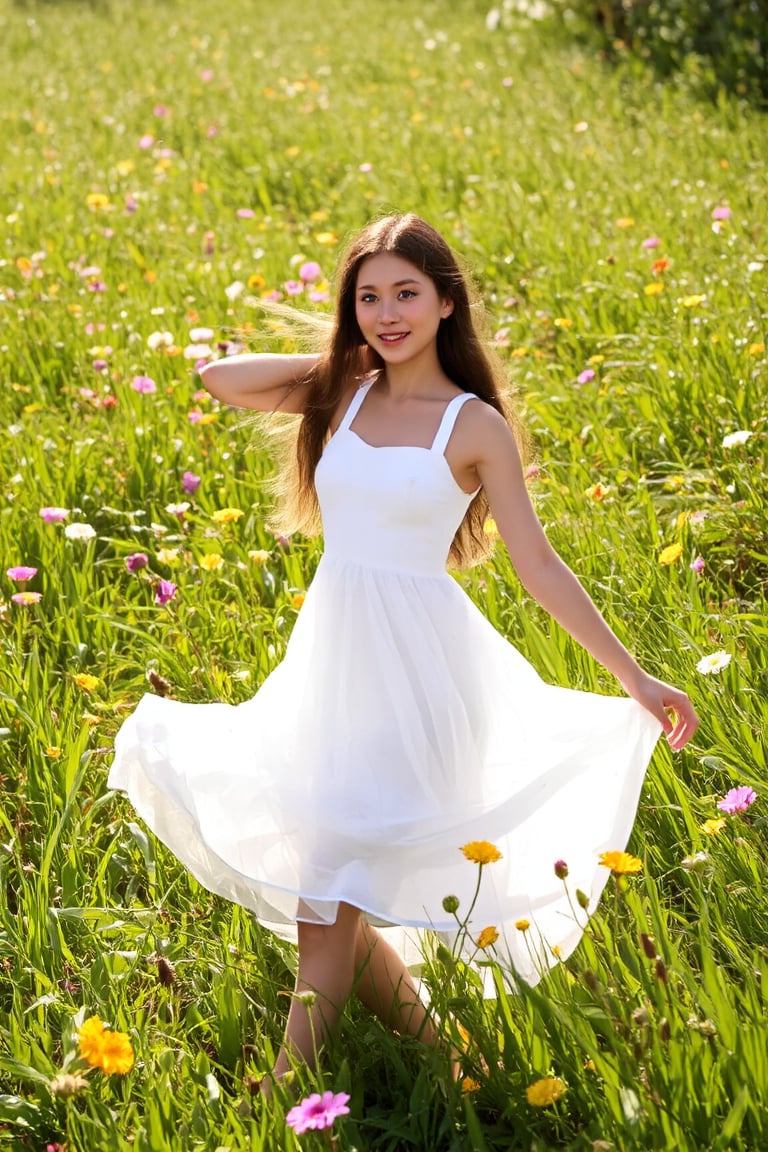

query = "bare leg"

[
  {"left": 271, "top": 902, "right": 362, "bottom": 1081},
  {"left": 353, "top": 920, "right": 439, "bottom": 1045}
]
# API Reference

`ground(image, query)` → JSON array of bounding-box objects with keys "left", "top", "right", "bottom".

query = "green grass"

[{"left": 1, "top": 0, "right": 767, "bottom": 1148}]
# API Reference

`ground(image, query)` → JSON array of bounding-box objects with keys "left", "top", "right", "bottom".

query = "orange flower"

[
  {"left": 78, "top": 1015, "right": 134, "bottom": 1075},
  {"left": 599, "top": 851, "right": 642, "bottom": 874},
  {"left": 526, "top": 1076, "right": 566, "bottom": 1106},
  {"left": 461, "top": 840, "right": 502, "bottom": 865},
  {"left": 652, "top": 257, "right": 670, "bottom": 275},
  {"left": 476, "top": 926, "right": 499, "bottom": 950}
]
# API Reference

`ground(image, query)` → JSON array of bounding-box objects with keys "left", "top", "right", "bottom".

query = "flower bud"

[
  {"left": 576, "top": 888, "right": 590, "bottom": 910},
  {"left": 654, "top": 957, "right": 668, "bottom": 983},
  {"left": 49, "top": 1073, "right": 89, "bottom": 1098},
  {"left": 554, "top": 859, "right": 569, "bottom": 880},
  {"left": 442, "top": 894, "right": 460, "bottom": 915}
]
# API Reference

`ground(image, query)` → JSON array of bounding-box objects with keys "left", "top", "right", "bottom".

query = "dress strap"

[
  {"left": 337, "top": 381, "right": 373, "bottom": 433},
  {"left": 431, "top": 392, "right": 477, "bottom": 456}
]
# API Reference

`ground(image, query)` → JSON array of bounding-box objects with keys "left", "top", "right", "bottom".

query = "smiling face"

[{"left": 354, "top": 253, "right": 454, "bottom": 371}]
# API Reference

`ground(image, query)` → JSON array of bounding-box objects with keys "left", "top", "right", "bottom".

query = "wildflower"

[
  {"left": 461, "top": 840, "right": 502, "bottom": 865},
  {"left": 85, "top": 193, "right": 110, "bottom": 210},
  {"left": 184, "top": 343, "right": 213, "bottom": 360},
  {"left": 211, "top": 508, "right": 244, "bottom": 524},
  {"left": 598, "top": 851, "right": 642, "bottom": 874},
  {"left": 577, "top": 368, "right": 596, "bottom": 383},
  {"left": 155, "top": 579, "right": 177, "bottom": 606},
  {"left": 284, "top": 279, "right": 304, "bottom": 296},
  {"left": 461, "top": 1077, "right": 481, "bottom": 1094},
  {"left": 74, "top": 673, "right": 100, "bottom": 692},
  {"left": 652, "top": 257, "right": 670, "bottom": 274},
  {"left": 717, "top": 786, "right": 757, "bottom": 815},
  {"left": 200, "top": 553, "right": 224, "bottom": 571},
  {"left": 156, "top": 548, "right": 180, "bottom": 565},
  {"left": 701, "top": 817, "right": 727, "bottom": 836},
  {"left": 236, "top": 207, "right": 255, "bottom": 219},
  {"left": 248, "top": 273, "right": 266, "bottom": 289},
  {"left": 721, "top": 429, "right": 752, "bottom": 448},
  {"left": 515, "top": 919, "right": 530, "bottom": 931},
  {"left": 12, "top": 591, "right": 42, "bottom": 605},
  {"left": 64, "top": 523, "right": 96, "bottom": 541},
  {"left": 6, "top": 566, "right": 38, "bottom": 582},
  {"left": 526, "top": 1077, "right": 566, "bottom": 1107},
  {"left": 681, "top": 294, "right": 705, "bottom": 308},
  {"left": 126, "top": 553, "right": 149, "bottom": 573},
  {"left": 553, "top": 317, "right": 573, "bottom": 329},
  {"left": 78, "top": 1016, "right": 134, "bottom": 1075},
  {"left": 131, "top": 375, "right": 157, "bottom": 394},
  {"left": 476, "top": 926, "right": 499, "bottom": 949},
  {"left": 285, "top": 1091, "right": 350, "bottom": 1135},
  {"left": 585, "top": 483, "right": 610, "bottom": 502},
  {"left": 290, "top": 592, "right": 306, "bottom": 610},
  {"left": 49, "top": 1073, "right": 89, "bottom": 1097},
  {"left": 165, "top": 502, "right": 190, "bottom": 517},
  {"left": 644, "top": 282, "right": 664, "bottom": 296},
  {"left": 224, "top": 280, "right": 245, "bottom": 300},
  {"left": 314, "top": 232, "right": 338, "bottom": 246},
  {"left": 712, "top": 206, "right": 731, "bottom": 220},
  {"left": 748, "top": 342, "right": 765, "bottom": 356},
  {"left": 45, "top": 747, "right": 61, "bottom": 758},
  {"left": 182, "top": 470, "right": 201, "bottom": 494},
  {"left": 299, "top": 260, "right": 322, "bottom": 282},
  {"left": 616, "top": 216, "right": 635, "bottom": 227},
  {"left": 690, "top": 555, "right": 705, "bottom": 574},
  {"left": 189, "top": 326, "right": 214, "bottom": 342},
  {"left": 658, "top": 542, "right": 683, "bottom": 566},
  {"left": 642, "top": 236, "right": 661, "bottom": 249},
  {"left": 681, "top": 851, "right": 709, "bottom": 872},
  {"left": 248, "top": 549, "right": 270, "bottom": 564},
  {"left": 696, "top": 650, "right": 731, "bottom": 675},
  {"left": 554, "top": 859, "right": 568, "bottom": 880},
  {"left": 442, "top": 894, "right": 460, "bottom": 914},
  {"left": 483, "top": 516, "right": 499, "bottom": 537},
  {"left": 40, "top": 507, "right": 69, "bottom": 522}
]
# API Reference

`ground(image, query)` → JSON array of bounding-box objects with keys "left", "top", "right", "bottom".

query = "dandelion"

[
  {"left": 131, "top": 375, "right": 157, "bottom": 394},
  {"left": 598, "top": 850, "right": 642, "bottom": 874},
  {"left": 461, "top": 840, "right": 502, "bottom": 865},
  {"left": 126, "top": 552, "right": 149, "bottom": 573},
  {"left": 701, "top": 817, "right": 727, "bottom": 836},
  {"left": 515, "top": 919, "right": 530, "bottom": 932},
  {"left": 40, "top": 507, "right": 69, "bottom": 522},
  {"left": 476, "top": 926, "right": 499, "bottom": 949},
  {"left": 64, "top": 523, "right": 96, "bottom": 541},
  {"left": 200, "top": 553, "right": 224, "bottom": 571},
  {"left": 74, "top": 673, "right": 100, "bottom": 692},
  {"left": 6, "top": 566, "right": 38, "bottom": 582},
  {"left": 526, "top": 1077, "right": 566, "bottom": 1107},
  {"left": 717, "top": 786, "right": 757, "bottom": 815},
  {"left": 286, "top": 1091, "right": 350, "bottom": 1135},
  {"left": 721, "top": 429, "right": 752, "bottom": 448},
  {"left": 211, "top": 508, "right": 244, "bottom": 524},
  {"left": 155, "top": 579, "right": 177, "bottom": 606},
  {"left": 658, "top": 542, "right": 683, "bottom": 565},
  {"left": 696, "top": 651, "right": 731, "bottom": 675},
  {"left": 12, "top": 591, "right": 42, "bottom": 605}
]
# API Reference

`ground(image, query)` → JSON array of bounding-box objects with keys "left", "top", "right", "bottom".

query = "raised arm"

[
  {"left": 466, "top": 405, "right": 699, "bottom": 750},
  {"left": 198, "top": 353, "right": 319, "bottom": 412}
]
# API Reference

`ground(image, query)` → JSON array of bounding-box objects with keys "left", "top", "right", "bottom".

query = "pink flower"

[
  {"left": 359, "top": 162, "right": 373, "bottom": 173},
  {"left": 577, "top": 368, "right": 596, "bottom": 384},
  {"left": 126, "top": 553, "right": 149, "bottom": 573},
  {"left": 182, "top": 470, "right": 201, "bottom": 494},
  {"left": 236, "top": 207, "right": 255, "bottom": 219},
  {"left": 132, "top": 375, "right": 157, "bottom": 394},
  {"left": 717, "top": 786, "right": 757, "bottom": 815},
  {"left": 690, "top": 555, "right": 705, "bottom": 574},
  {"left": 155, "top": 579, "right": 177, "bottom": 606},
  {"left": 200, "top": 69, "right": 214, "bottom": 82},
  {"left": 309, "top": 288, "right": 330, "bottom": 303},
  {"left": 712, "top": 206, "right": 731, "bottom": 221},
  {"left": 642, "top": 236, "right": 661, "bottom": 249},
  {"left": 286, "top": 1091, "right": 350, "bottom": 1135},
  {"left": 153, "top": 104, "right": 170, "bottom": 117},
  {"left": 40, "top": 507, "right": 69, "bottom": 522},
  {"left": 12, "top": 591, "right": 42, "bottom": 605},
  {"left": 7, "top": 566, "right": 38, "bottom": 582},
  {"left": 124, "top": 194, "right": 138, "bottom": 215},
  {"left": 92, "top": 359, "right": 109, "bottom": 371},
  {"left": 299, "top": 260, "right": 322, "bottom": 283},
  {"left": 554, "top": 859, "right": 569, "bottom": 880},
  {"left": 284, "top": 280, "right": 304, "bottom": 296},
  {"left": 138, "top": 134, "right": 154, "bottom": 150}
]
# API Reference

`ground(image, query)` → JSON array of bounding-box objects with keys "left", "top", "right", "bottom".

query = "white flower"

[
  {"left": 188, "top": 326, "right": 215, "bottom": 342},
  {"left": 722, "top": 430, "right": 753, "bottom": 448},
  {"left": 183, "top": 343, "right": 213, "bottom": 360},
  {"left": 147, "top": 330, "right": 174, "bottom": 350},
  {"left": 165, "top": 502, "right": 190, "bottom": 515},
  {"left": 681, "top": 852, "right": 709, "bottom": 872},
  {"left": 747, "top": 262, "right": 764, "bottom": 273},
  {"left": 224, "top": 280, "right": 245, "bottom": 301},
  {"left": 64, "top": 522, "right": 96, "bottom": 541},
  {"left": 696, "top": 650, "right": 732, "bottom": 675}
]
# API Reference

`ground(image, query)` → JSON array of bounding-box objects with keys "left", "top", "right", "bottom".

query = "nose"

[{"left": 378, "top": 296, "right": 400, "bottom": 323}]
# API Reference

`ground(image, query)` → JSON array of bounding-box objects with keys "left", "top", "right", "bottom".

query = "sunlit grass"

[{"left": 1, "top": 0, "right": 766, "bottom": 1148}]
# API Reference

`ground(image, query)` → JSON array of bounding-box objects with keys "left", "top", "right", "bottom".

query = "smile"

[{"left": 378, "top": 333, "right": 409, "bottom": 343}]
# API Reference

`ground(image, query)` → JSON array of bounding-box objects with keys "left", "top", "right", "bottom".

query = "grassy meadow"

[{"left": 1, "top": 0, "right": 767, "bottom": 1148}]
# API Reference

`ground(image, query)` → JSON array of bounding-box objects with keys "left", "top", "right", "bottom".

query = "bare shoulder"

[{"left": 454, "top": 396, "right": 518, "bottom": 461}]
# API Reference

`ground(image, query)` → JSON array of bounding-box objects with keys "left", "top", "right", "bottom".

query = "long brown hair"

[{"left": 267, "top": 212, "right": 527, "bottom": 568}]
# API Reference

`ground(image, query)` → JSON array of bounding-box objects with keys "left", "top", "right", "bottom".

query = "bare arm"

[
  {"left": 470, "top": 406, "right": 699, "bottom": 750},
  {"left": 198, "top": 353, "right": 319, "bottom": 412}
]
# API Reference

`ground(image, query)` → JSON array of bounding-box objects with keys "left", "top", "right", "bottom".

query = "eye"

[
  {"left": 359, "top": 292, "right": 377, "bottom": 304},
  {"left": 398, "top": 289, "right": 416, "bottom": 299}
]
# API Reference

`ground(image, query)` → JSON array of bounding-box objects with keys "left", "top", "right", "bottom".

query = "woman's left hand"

[{"left": 621, "top": 672, "right": 700, "bottom": 751}]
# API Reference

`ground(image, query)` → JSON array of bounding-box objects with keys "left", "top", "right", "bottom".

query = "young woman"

[{"left": 109, "top": 213, "right": 699, "bottom": 1087}]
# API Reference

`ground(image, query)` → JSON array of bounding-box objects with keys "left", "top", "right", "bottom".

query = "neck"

[{"left": 376, "top": 351, "right": 449, "bottom": 399}]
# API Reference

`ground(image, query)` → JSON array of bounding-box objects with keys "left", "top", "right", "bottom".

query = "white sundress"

[{"left": 108, "top": 381, "right": 661, "bottom": 986}]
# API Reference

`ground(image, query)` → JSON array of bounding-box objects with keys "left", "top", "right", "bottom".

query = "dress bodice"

[{"left": 315, "top": 382, "right": 480, "bottom": 576}]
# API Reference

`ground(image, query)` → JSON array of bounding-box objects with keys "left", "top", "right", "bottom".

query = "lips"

[{"left": 378, "top": 332, "right": 409, "bottom": 343}]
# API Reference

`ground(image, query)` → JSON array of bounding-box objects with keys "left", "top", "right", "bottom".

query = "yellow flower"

[
  {"left": 199, "top": 553, "right": 224, "bottom": 571},
  {"left": 85, "top": 192, "right": 110, "bottom": 210},
  {"left": 585, "top": 483, "right": 611, "bottom": 502},
  {"left": 461, "top": 840, "right": 502, "bottom": 865},
  {"left": 599, "top": 850, "right": 642, "bottom": 874},
  {"left": 45, "top": 746, "right": 61, "bottom": 758},
  {"left": 211, "top": 508, "right": 244, "bottom": 524},
  {"left": 248, "top": 549, "right": 270, "bottom": 564},
  {"left": 476, "top": 926, "right": 499, "bottom": 949},
  {"left": 681, "top": 294, "right": 705, "bottom": 308},
  {"left": 248, "top": 273, "right": 266, "bottom": 289},
  {"left": 314, "top": 231, "right": 338, "bottom": 245},
  {"left": 510, "top": 346, "right": 530, "bottom": 358},
  {"left": 156, "top": 547, "right": 180, "bottom": 565},
  {"left": 553, "top": 317, "right": 573, "bottom": 329},
  {"left": 74, "top": 673, "right": 100, "bottom": 693},
  {"left": 526, "top": 1076, "right": 566, "bottom": 1107},
  {"left": 461, "top": 1077, "right": 481, "bottom": 1094},
  {"left": 198, "top": 412, "right": 218, "bottom": 426},
  {"left": 748, "top": 342, "right": 765, "bottom": 356},
  {"left": 290, "top": 592, "right": 306, "bottom": 610},
  {"left": 644, "top": 282, "right": 664, "bottom": 296},
  {"left": 515, "top": 919, "right": 530, "bottom": 932},
  {"left": 78, "top": 1016, "right": 134, "bottom": 1075},
  {"left": 616, "top": 217, "right": 635, "bottom": 228},
  {"left": 483, "top": 517, "right": 499, "bottom": 538},
  {"left": 658, "top": 542, "right": 683, "bottom": 566},
  {"left": 701, "top": 817, "right": 727, "bottom": 836},
  {"left": 587, "top": 354, "right": 605, "bottom": 365}
]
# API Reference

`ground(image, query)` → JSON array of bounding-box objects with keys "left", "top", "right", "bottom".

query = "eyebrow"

[{"left": 357, "top": 278, "right": 421, "bottom": 290}]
